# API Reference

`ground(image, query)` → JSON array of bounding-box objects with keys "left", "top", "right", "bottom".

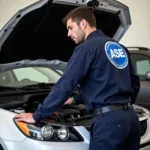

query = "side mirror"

[{"left": 146, "top": 72, "right": 150, "bottom": 80}]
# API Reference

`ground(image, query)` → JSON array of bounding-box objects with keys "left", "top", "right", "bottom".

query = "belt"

[{"left": 92, "top": 103, "right": 132, "bottom": 117}]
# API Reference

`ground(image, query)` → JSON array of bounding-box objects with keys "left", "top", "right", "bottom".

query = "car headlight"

[
  {"left": 41, "top": 125, "right": 54, "bottom": 139},
  {"left": 57, "top": 127, "right": 69, "bottom": 140},
  {"left": 14, "top": 120, "right": 83, "bottom": 142}
]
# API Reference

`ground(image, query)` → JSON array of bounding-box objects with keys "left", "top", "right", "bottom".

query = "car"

[
  {"left": 0, "top": 66, "right": 150, "bottom": 150},
  {"left": 0, "top": 0, "right": 149, "bottom": 150},
  {"left": 128, "top": 47, "right": 150, "bottom": 110}
]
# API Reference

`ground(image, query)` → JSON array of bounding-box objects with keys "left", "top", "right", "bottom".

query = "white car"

[{"left": 0, "top": 0, "right": 149, "bottom": 150}]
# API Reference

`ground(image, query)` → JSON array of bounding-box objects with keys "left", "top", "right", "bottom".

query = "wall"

[
  {"left": 0, "top": 0, "right": 149, "bottom": 48},
  {"left": 0, "top": 0, "right": 37, "bottom": 29},
  {"left": 119, "top": 0, "right": 150, "bottom": 48}
]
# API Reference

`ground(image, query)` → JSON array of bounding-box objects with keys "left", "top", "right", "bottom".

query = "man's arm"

[
  {"left": 64, "top": 93, "right": 84, "bottom": 105},
  {"left": 14, "top": 46, "right": 92, "bottom": 123},
  {"left": 73, "top": 93, "right": 84, "bottom": 104},
  {"left": 32, "top": 46, "right": 93, "bottom": 121}
]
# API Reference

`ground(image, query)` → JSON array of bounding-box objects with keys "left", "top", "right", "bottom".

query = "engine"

[{"left": 1, "top": 92, "right": 91, "bottom": 124}]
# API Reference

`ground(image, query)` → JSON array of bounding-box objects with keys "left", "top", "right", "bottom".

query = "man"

[{"left": 14, "top": 6, "right": 141, "bottom": 150}]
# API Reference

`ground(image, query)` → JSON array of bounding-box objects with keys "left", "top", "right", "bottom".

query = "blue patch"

[{"left": 105, "top": 41, "right": 128, "bottom": 69}]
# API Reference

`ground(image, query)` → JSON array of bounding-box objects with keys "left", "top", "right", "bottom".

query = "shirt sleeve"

[
  {"left": 73, "top": 92, "right": 84, "bottom": 105},
  {"left": 33, "top": 46, "right": 93, "bottom": 121}
]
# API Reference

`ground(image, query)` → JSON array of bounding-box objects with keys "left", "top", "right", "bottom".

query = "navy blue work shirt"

[{"left": 33, "top": 30, "right": 140, "bottom": 121}]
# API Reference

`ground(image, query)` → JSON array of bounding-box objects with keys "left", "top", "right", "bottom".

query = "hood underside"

[{"left": 0, "top": 0, "right": 131, "bottom": 64}]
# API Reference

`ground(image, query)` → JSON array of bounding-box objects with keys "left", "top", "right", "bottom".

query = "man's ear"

[{"left": 80, "top": 19, "right": 87, "bottom": 29}]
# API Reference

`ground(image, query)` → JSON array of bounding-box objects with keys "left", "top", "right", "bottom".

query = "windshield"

[
  {"left": 130, "top": 53, "right": 150, "bottom": 80},
  {"left": 0, "top": 67, "right": 62, "bottom": 87}
]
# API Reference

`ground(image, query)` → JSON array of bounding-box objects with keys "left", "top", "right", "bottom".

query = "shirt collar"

[{"left": 86, "top": 30, "right": 104, "bottom": 40}]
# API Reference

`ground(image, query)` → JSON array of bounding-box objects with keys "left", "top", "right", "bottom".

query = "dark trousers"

[{"left": 89, "top": 107, "right": 141, "bottom": 150}]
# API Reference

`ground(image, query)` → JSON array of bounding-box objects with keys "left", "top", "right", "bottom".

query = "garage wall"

[
  {"left": 0, "top": 0, "right": 149, "bottom": 48},
  {"left": 0, "top": 0, "right": 37, "bottom": 29},
  {"left": 119, "top": 0, "right": 150, "bottom": 48}
]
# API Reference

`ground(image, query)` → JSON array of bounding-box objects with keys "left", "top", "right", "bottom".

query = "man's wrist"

[{"left": 33, "top": 110, "right": 42, "bottom": 122}]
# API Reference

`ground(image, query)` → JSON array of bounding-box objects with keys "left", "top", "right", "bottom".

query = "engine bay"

[
  {"left": 0, "top": 91, "right": 147, "bottom": 128},
  {"left": 0, "top": 92, "right": 92, "bottom": 126}
]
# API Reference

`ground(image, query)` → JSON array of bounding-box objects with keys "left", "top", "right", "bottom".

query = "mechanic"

[{"left": 14, "top": 6, "right": 141, "bottom": 150}]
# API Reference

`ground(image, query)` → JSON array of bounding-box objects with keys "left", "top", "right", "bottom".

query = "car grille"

[
  {"left": 85, "top": 119, "right": 148, "bottom": 138},
  {"left": 140, "top": 119, "right": 148, "bottom": 137}
]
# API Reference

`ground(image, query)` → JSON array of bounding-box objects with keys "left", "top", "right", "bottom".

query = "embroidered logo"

[{"left": 105, "top": 41, "right": 128, "bottom": 69}]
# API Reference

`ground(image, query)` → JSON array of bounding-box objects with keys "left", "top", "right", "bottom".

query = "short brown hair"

[{"left": 62, "top": 6, "right": 96, "bottom": 27}]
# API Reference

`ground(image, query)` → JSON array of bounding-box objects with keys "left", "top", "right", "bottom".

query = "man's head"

[{"left": 63, "top": 6, "right": 97, "bottom": 44}]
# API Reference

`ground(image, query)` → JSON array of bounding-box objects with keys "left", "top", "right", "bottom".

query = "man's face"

[{"left": 66, "top": 18, "right": 85, "bottom": 44}]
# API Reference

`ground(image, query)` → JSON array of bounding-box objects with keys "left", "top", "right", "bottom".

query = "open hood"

[{"left": 0, "top": 0, "right": 131, "bottom": 67}]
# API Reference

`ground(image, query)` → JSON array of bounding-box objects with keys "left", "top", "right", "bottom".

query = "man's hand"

[
  {"left": 64, "top": 97, "right": 74, "bottom": 105},
  {"left": 14, "top": 113, "right": 36, "bottom": 123}
]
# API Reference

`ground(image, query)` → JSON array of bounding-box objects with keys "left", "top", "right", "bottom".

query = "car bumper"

[
  {"left": 3, "top": 138, "right": 89, "bottom": 150},
  {"left": 2, "top": 139, "right": 150, "bottom": 150}
]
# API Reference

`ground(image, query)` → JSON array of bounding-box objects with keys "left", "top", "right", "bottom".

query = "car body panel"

[
  {"left": 0, "top": 109, "right": 26, "bottom": 141},
  {"left": 3, "top": 137, "right": 89, "bottom": 150},
  {"left": 0, "top": 0, "right": 131, "bottom": 65}
]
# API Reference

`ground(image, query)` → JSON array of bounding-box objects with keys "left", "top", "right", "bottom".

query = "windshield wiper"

[
  {"left": 0, "top": 83, "right": 54, "bottom": 91},
  {"left": 0, "top": 86, "right": 20, "bottom": 91},
  {"left": 21, "top": 83, "right": 54, "bottom": 89}
]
